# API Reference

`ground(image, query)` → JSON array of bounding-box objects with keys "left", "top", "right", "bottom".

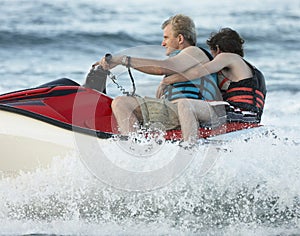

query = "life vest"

[
  {"left": 222, "top": 60, "right": 267, "bottom": 121},
  {"left": 164, "top": 47, "right": 220, "bottom": 101},
  {"left": 218, "top": 72, "right": 231, "bottom": 92}
]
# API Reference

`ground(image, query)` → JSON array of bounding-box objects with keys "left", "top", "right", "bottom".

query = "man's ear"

[{"left": 178, "top": 34, "right": 184, "bottom": 44}]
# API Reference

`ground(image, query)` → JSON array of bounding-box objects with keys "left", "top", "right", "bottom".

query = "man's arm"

[
  {"left": 124, "top": 46, "right": 209, "bottom": 75},
  {"left": 95, "top": 46, "right": 210, "bottom": 76}
]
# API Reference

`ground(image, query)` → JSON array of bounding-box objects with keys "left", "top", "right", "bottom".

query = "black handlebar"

[{"left": 105, "top": 53, "right": 112, "bottom": 63}]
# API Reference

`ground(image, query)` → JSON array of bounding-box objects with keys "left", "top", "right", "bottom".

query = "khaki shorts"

[{"left": 135, "top": 97, "right": 180, "bottom": 130}]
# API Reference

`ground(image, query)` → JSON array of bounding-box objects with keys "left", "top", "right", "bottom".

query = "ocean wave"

[
  {"left": 0, "top": 30, "right": 155, "bottom": 48},
  {"left": 267, "top": 85, "right": 300, "bottom": 93},
  {"left": 1, "top": 131, "right": 299, "bottom": 234}
]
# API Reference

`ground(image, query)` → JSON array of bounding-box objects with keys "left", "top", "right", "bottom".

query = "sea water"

[{"left": 1, "top": 0, "right": 300, "bottom": 235}]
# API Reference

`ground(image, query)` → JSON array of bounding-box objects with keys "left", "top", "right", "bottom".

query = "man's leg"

[
  {"left": 177, "top": 99, "right": 218, "bottom": 143},
  {"left": 111, "top": 96, "right": 142, "bottom": 134}
]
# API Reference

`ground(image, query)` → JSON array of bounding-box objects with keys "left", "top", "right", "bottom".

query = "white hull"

[
  {"left": 0, "top": 110, "right": 77, "bottom": 176},
  {"left": 0, "top": 109, "right": 267, "bottom": 178}
]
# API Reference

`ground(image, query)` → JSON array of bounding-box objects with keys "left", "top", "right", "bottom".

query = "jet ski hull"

[{"left": 0, "top": 80, "right": 262, "bottom": 176}]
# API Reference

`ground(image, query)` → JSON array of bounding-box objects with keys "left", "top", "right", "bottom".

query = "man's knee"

[
  {"left": 112, "top": 96, "right": 133, "bottom": 110},
  {"left": 111, "top": 96, "right": 124, "bottom": 111},
  {"left": 111, "top": 96, "right": 141, "bottom": 117}
]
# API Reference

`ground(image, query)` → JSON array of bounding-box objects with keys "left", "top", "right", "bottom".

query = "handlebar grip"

[{"left": 105, "top": 53, "right": 112, "bottom": 63}]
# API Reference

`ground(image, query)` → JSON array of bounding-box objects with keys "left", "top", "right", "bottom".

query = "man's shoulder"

[
  {"left": 182, "top": 46, "right": 209, "bottom": 55},
  {"left": 181, "top": 45, "right": 202, "bottom": 52},
  {"left": 181, "top": 46, "right": 212, "bottom": 62}
]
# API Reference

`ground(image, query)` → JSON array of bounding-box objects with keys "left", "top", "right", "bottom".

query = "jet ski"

[{"left": 0, "top": 60, "right": 262, "bottom": 175}]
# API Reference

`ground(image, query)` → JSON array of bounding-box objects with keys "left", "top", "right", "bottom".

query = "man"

[{"left": 94, "top": 14, "right": 221, "bottom": 135}]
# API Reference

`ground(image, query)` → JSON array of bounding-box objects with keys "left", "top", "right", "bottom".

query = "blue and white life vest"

[{"left": 163, "top": 48, "right": 219, "bottom": 101}]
